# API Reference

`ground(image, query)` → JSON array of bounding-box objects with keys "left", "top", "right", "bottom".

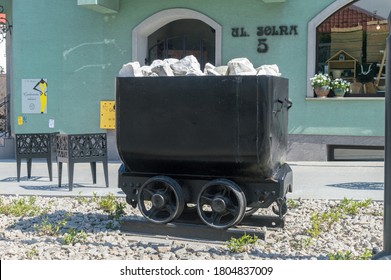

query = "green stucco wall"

[{"left": 7, "top": 0, "right": 386, "bottom": 137}]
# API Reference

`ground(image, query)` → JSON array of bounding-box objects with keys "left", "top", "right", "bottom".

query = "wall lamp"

[{"left": 373, "top": 10, "right": 381, "bottom": 30}]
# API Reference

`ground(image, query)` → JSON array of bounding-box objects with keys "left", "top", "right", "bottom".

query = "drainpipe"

[{"left": 373, "top": 11, "right": 391, "bottom": 260}]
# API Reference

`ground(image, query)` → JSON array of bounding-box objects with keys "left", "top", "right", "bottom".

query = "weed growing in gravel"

[
  {"left": 0, "top": 196, "right": 46, "bottom": 217},
  {"left": 306, "top": 197, "right": 372, "bottom": 238},
  {"left": 337, "top": 198, "right": 372, "bottom": 215},
  {"left": 227, "top": 233, "right": 258, "bottom": 253},
  {"left": 34, "top": 215, "right": 69, "bottom": 236},
  {"left": 328, "top": 249, "right": 372, "bottom": 260},
  {"left": 290, "top": 236, "right": 314, "bottom": 250},
  {"left": 369, "top": 209, "right": 383, "bottom": 216},
  {"left": 75, "top": 192, "right": 99, "bottom": 204},
  {"left": 25, "top": 247, "right": 39, "bottom": 259},
  {"left": 287, "top": 199, "right": 300, "bottom": 209},
  {"left": 75, "top": 192, "right": 90, "bottom": 204},
  {"left": 306, "top": 210, "right": 342, "bottom": 238},
  {"left": 63, "top": 228, "right": 87, "bottom": 245},
  {"left": 97, "top": 193, "right": 126, "bottom": 220}
]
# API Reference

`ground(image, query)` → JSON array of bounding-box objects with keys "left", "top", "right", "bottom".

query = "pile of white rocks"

[
  {"left": 118, "top": 56, "right": 281, "bottom": 77},
  {"left": 0, "top": 195, "right": 384, "bottom": 260}
]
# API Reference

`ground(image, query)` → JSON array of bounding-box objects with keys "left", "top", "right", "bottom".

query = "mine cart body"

[{"left": 116, "top": 75, "right": 292, "bottom": 229}]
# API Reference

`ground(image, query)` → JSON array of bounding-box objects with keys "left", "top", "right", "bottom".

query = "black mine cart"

[{"left": 116, "top": 75, "right": 292, "bottom": 229}]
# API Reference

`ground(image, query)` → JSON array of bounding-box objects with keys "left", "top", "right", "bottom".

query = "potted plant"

[
  {"left": 330, "top": 78, "right": 350, "bottom": 98},
  {"left": 310, "top": 73, "right": 331, "bottom": 98}
]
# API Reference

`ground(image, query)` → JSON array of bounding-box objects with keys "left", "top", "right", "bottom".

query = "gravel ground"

[{"left": 0, "top": 194, "right": 384, "bottom": 260}]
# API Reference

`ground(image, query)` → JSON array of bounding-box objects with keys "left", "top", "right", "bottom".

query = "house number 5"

[{"left": 257, "top": 38, "right": 268, "bottom": 53}]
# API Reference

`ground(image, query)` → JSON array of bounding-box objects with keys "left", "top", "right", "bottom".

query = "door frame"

[{"left": 132, "top": 8, "right": 222, "bottom": 66}]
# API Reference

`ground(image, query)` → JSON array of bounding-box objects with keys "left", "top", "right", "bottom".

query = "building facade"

[{"left": 0, "top": 0, "right": 390, "bottom": 160}]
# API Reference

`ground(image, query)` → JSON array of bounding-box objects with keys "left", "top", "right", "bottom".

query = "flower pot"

[
  {"left": 333, "top": 88, "right": 345, "bottom": 98},
  {"left": 314, "top": 86, "right": 330, "bottom": 98}
]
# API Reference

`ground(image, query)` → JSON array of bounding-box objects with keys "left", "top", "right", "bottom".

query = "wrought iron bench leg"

[
  {"left": 68, "top": 162, "right": 74, "bottom": 191},
  {"left": 90, "top": 162, "right": 97, "bottom": 184},
  {"left": 27, "top": 158, "right": 32, "bottom": 179},
  {"left": 103, "top": 159, "right": 109, "bottom": 188},
  {"left": 47, "top": 157, "right": 53, "bottom": 181},
  {"left": 58, "top": 162, "right": 63, "bottom": 187},
  {"left": 16, "top": 157, "right": 21, "bottom": 182}
]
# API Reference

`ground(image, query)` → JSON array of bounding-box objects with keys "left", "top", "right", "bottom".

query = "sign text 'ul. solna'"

[{"left": 231, "top": 25, "right": 298, "bottom": 53}]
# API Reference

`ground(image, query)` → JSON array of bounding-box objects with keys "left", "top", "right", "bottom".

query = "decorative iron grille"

[
  {"left": 56, "top": 133, "right": 107, "bottom": 159},
  {"left": 16, "top": 133, "right": 51, "bottom": 155}
]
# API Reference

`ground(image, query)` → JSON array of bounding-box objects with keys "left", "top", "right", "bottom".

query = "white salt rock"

[
  {"left": 163, "top": 58, "right": 179, "bottom": 65},
  {"left": 151, "top": 64, "right": 174, "bottom": 76},
  {"left": 140, "top": 65, "right": 152, "bottom": 76},
  {"left": 185, "top": 71, "right": 204, "bottom": 76},
  {"left": 118, "top": 61, "right": 143, "bottom": 77},
  {"left": 150, "top": 59, "right": 164, "bottom": 68},
  {"left": 171, "top": 62, "right": 189, "bottom": 76},
  {"left": 173, "top": 55, "right": 203, "bottom": 76},
  {"left": 150, "top": 59, "right": 174, "bottom": 76},
  {"left": 203, "top": 63, "right": 220, "bottom": 76},
  {"left": 256, "top": 64, "right": 281, "bottom": 76},
  {"left": 205, "top": 68, "right": 221, "bottom": 76},
  {"left": 227, "top": 58, "right": 257, "bottom": 75},
  {"left": 214, "top": 66, "right": 228, "bottom": 75}
]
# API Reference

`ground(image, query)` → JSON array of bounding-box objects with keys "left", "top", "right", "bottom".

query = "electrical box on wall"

[{"left": 100, "top": 101, "right": 115, "bottom": 129}]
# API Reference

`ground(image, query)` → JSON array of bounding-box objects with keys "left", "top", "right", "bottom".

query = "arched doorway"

[
  {"left": 132, "top": 8, "right": 222, "bottom": 66},
  {"left": 147, "top": 19, "right": 215, "bottom": 68}
]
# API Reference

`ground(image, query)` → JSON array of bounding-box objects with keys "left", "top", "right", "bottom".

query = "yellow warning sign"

[{"left": 100, "top": 101, "right": 115, "bottom": 129}]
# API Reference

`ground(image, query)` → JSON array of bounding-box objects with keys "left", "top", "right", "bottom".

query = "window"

[{"left": 312, "top": 0, "right": 389, "bottom": 98}]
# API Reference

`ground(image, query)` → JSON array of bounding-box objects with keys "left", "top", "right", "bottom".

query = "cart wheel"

[
  {"left": 138, "top": 176, "right": 185, "bottom": 224},
  {"left": 196, "top": 179, "right": 246, "bottom": 229}
]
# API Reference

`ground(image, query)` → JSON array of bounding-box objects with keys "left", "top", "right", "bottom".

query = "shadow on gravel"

[
  {"left": 327, "top": 182, "right": 384, "bottom": 191},
  {"left": 5, "top": 210, "right": 116, "bottom": 236},
  {"left": 4, "top": 212, "right": 328, "bottom": 260}
]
